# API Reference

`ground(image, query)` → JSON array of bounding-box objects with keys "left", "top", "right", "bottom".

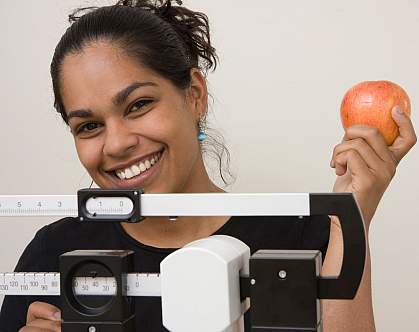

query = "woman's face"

[{"left": 60, "top": 41, "right": 208, "bottom": 193}]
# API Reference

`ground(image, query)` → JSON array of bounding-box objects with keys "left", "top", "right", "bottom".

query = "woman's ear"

[{"left": 188, "top": 68, "right": 208, "bottom": 120}]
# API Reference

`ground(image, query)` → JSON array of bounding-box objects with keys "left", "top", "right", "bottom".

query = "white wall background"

[{"left": 0, "top": 0, "right": 418, "bottom": 330}]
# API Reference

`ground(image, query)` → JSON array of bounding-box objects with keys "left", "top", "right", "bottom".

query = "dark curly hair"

[{"left": 50, "top": 0, "right": 234, "bottom": 185}]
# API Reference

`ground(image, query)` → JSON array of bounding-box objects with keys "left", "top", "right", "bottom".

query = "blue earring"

[{"left": 197, "top": 131, "right": 206, "bottom": 142}]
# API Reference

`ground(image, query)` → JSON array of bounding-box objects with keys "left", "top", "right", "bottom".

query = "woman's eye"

[
  {"left": 76, "top": 122, "right": 100, "bottom": 134},
  {"left": 129, "top": 99, "right": 153, "bottom": 113}
]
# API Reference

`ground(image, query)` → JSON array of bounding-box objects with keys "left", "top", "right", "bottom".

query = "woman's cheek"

[{"left": 75, "top": 140, "right": 100, "bottom": 173}]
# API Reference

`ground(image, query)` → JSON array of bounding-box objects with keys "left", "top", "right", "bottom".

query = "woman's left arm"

[{"left": 322, "top": 106, "right": 417, "bottom": 331}]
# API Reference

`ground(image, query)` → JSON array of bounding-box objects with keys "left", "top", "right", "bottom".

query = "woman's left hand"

[{"left": 330, "top": 106, "right": 417, "bottom": 229}]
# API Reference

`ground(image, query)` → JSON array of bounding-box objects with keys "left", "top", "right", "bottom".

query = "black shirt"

[{"left": 0, "top": 214, "right": 330, "bottom": 332}]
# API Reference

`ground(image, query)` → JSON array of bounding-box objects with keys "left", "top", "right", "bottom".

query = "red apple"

[{"left": 340, "top": 80, "right": 411, "bottom": 145}]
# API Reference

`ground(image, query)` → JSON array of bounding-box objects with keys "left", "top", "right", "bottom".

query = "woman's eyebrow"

[
  {"left": 66, "top": 81, "right": 158, "bottom": 121},
  {"left": 67, "top": 109, "right": 92, "bottom": 121},
  {"left": 112, "top": 81, "right": 157, "bottom": 106}
]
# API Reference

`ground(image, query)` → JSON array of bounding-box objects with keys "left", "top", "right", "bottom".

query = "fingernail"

[
  {"left": 330, "top": 160, "right": 335, "bottom": 168},
  {"left": 393, "top": 106, "right": 403, "bottom": 116},
  {"left": 53, "top": 311, "right": 61, "bottom": 320}
]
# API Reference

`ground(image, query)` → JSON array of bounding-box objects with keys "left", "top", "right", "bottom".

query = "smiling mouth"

[{"left": 110, "top": 148, "right": 164, "bottom": 180}]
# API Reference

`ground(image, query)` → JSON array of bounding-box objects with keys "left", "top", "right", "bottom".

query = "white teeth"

[
  {"left": 116, "top": 170, "right": 126, "bottom": 180},
  {"left": 131, "top": 165, "right": 141, "bottom": 176},
  {"left": 114, "top": 149, "right": 163, "bottom": 180},
  {"left": 124, "top": 168, "right": 134, "bottom": 179}
]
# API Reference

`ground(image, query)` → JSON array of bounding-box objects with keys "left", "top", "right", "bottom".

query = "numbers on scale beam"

[
  {"left": 0, "top": 273, "right": 161, "bottom": 296},
  {"left": 9, "top": 280, "right": 18, "bottom": 287},
  {"left": 0, "top": 197, "right": 79, "bottom": 216},
  {"left": 0, "top": 273, "right": 61, "bottom": 296},
  {"left": 85, "top": 197, "right": 133, "bottom": 216},
  {"left": 0, "top": 195, "right": 136, "bottom": 217}
]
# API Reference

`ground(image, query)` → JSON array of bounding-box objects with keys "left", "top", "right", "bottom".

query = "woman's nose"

[{"left": 102, "top": 121, "right": 139, "bottom": 158}]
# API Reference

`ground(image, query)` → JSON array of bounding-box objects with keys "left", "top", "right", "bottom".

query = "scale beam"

[
  {"left": 0, "top": 192, "right": 310, "bottom": 218},
  {"left": 0, "top": 189, "right": 367, "bottom": 332},
  {"left": 0, "top": 272, "right": 161, "bottom": 297}
]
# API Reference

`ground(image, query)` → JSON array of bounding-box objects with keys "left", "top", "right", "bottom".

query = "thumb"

[{"left": 389, "top": 105, "right": 416, "bottom": 162}]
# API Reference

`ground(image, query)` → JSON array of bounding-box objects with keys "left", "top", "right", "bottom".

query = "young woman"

[{"left": 0, "top": 1, "right": 416, "bottom": 331}]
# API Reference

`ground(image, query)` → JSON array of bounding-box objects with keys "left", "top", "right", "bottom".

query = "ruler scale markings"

[
  {"left": 0, "top": 272, "right": 161, "bottom": 296},
  {"left": 0, "top": 193, "right": 310, "bottom": 217}
]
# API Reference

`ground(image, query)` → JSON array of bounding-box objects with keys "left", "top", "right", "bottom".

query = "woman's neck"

[{"left": 120, "top": 159, "right": 230, "bottom": 248}]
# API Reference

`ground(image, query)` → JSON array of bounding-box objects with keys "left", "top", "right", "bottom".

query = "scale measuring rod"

[
  {"left": 0, "top": 191, "right": 309, "bottom": 297},
  {"left": 0, "top": 189, "right": 366, "bottom": 332}
]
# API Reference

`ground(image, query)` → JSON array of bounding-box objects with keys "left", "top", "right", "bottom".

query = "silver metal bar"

[
  {"left": 0, "top": 272, "right": 161, "bottom": 297},
  {"left": 0, "top": 193, "right": 310, "bottom": 217}
]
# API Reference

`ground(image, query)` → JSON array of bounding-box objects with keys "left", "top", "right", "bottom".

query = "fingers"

[
  {"left": 389, "top": 106, "right": 417, "bottom": 163},
  {"left": 334, "top": 149, "right": 371, "bottom": 179},
  {"left": 331, "top": 137, "right": 384, "bottom": 174},
  {"left": 26, "top": 318, "right": 61, "bottom": 332},
  {"left": 341, "top": 125, "right": 396, "bottom": 164},
  {"left": 22, "top": 302, "right": 61, "bottom": 332},
  {"left": 331, "top": 124, "right": 398, "bottom": 185},
  {"left": 19, "top": 326, "right": 57, "bottom": 332},
  {"left": 27, "top": 301, "right": 61, "bottom": 324}
]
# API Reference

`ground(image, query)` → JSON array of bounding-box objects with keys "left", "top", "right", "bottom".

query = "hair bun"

[
  {"left": 69, "top": 0, "right": 182, "bottom": 23},
  {"left": 116, "top": 0, "right": 217, "bottom": 73},
  {"left": 116, "top": 0, "right": 183, "bottom": 13}
]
